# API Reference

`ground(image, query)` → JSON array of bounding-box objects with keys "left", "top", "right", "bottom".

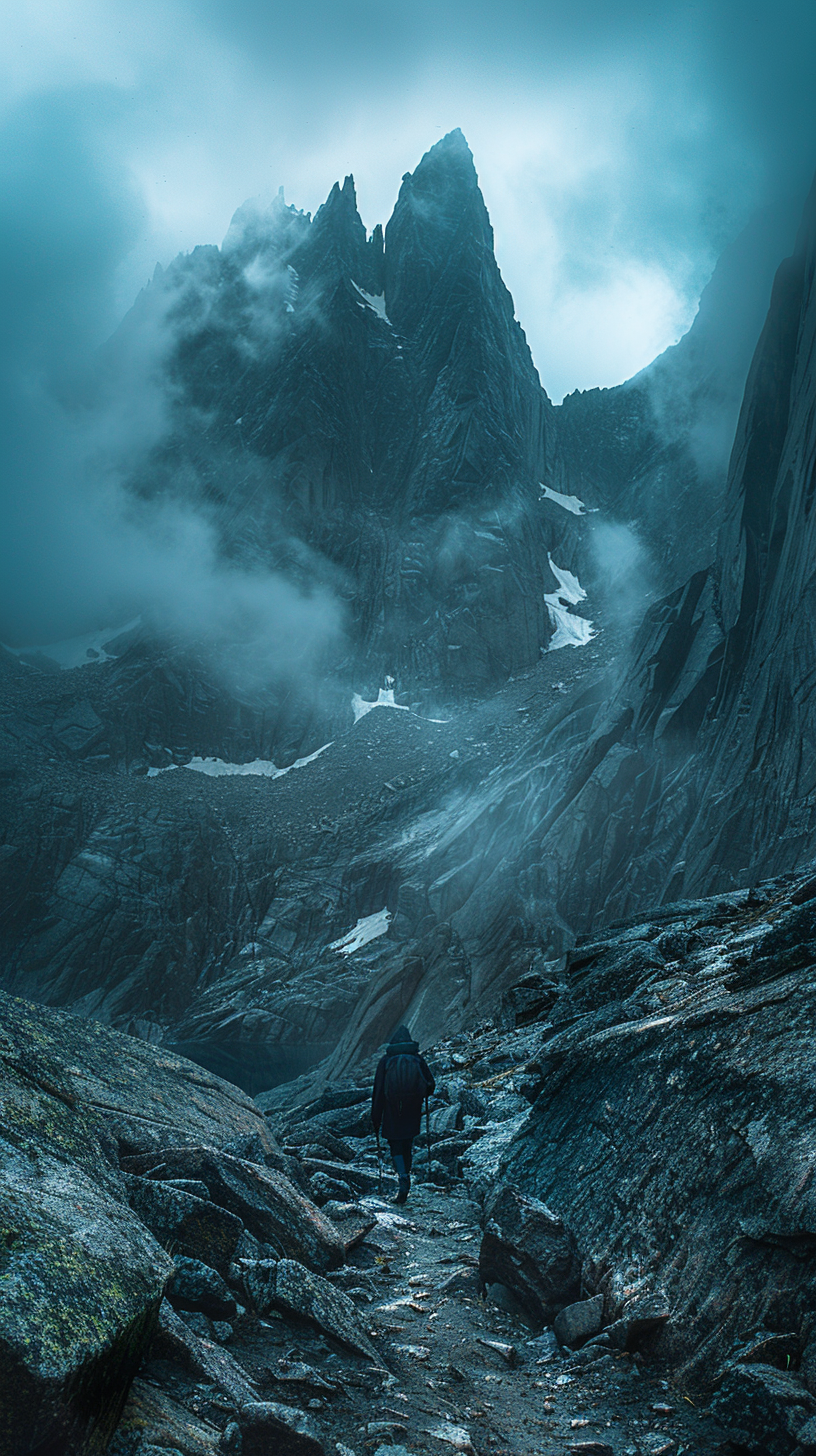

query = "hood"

[{"left": 387, "top": 1024, "right": 419, "bottom": 1054}]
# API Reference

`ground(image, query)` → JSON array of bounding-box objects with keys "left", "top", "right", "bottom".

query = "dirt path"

[
  {"left": 200, "top": 1147, "right": 726, "bottom": 1456},
  {"left": 305, "top": 1177, "right": 724, "bottom": 1456},
  {"left": 114, "top": 1023, "right": 731, "bottom": 1456}
]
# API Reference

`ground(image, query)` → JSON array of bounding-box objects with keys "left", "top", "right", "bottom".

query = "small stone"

[
  {"left": 427, "top": 1422, "right": 475, "bottom": 1453},
  {"left": 553, "top": 1294, "right": 604, "bottom": 1349},
  {"left": 476, "top": 1336, "right": 517, "bottom": 1366},
  {"left": 711, "top": 1364, "right": 816, "bottom": 1456},
  {"left": 238, "top": 1257, "right": 279, "bottom": 1315},
  {"left": 239, "top": 1400, "right": 325, "bottom": 1456},
  {"left": 177, "top": 1308, "right": 214, "bottom": 1340},
  {"left": 479, "top": 1183, "right": 580, "bottom": 1327},
  {"left": 797, "top": 1415, "right": 816, "bottom": 1447},
  {"left": 274, "top": 1258, "right": 382, "bottom": 1363},
  {"left": 437, "top": 1266, "right": 481, "bottom": 1297},
  {"left": 167, "top": 1254, "right": 237, "bottom": 1321},
  {"left": 220, "top": 1421, "right": 242, "bottom": 1455},
  {"left": 153, "top": 1301, "right": 258, "bottom": 1407},
  {"left": 567, "top": 1445, "right": 614, "bottom": 1456},
  {"left": 605, "top": 1291, "right": 670, "bottom": 1351},
  {"left": 270, "top": 1357, "right": 338, "bottom": 1394}
]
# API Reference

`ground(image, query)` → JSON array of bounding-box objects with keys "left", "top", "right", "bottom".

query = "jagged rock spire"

[{"left": 384, "top": 130, "right": 494, "bottom": 338}]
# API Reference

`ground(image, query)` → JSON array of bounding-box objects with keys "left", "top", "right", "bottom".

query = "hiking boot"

[{"left": 395, "top": 1173, "right": 410, "bottom": 1205}]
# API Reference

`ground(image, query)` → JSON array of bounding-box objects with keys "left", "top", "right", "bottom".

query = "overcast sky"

[{"left": 3, "top": 0, "right": 815, "bottom": 401}]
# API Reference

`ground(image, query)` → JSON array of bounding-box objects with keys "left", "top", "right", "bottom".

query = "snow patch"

[
  {"left": 539, "top": 484, "right": 596, "bottom": 515},
  {"left": 4, "top": 618, "right": 141, "bottom": 671},
  {"left": 361, "top": 1196, "right": 415, "bottom": 1230},
  {"left": 351, "top": 675, "right": 450, "bottom": 726},
  {"left": 286, "top": 264, "right": 298, "bottom": 313},
  {"left": 352, "top": 676, "right": 410, "bottom": 723},
  {"left": 330, "top": 907, "right": 392, "bottom": 956},
  {"left": 351, "top": 281, "right": 391, "bottom": 324},
  {"left": 548, "top": 557, "right": 586, "bottom": 606},
  {"left": 147, "top": 742, "right": 332, "bottom": 779},
  {"left": 544, "top": 554, "right": 596, "bottom": 651}
]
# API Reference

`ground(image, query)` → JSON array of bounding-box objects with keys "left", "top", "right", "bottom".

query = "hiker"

[{"left": 371, "top": 1024, "right": 435, "bottom": 1204}]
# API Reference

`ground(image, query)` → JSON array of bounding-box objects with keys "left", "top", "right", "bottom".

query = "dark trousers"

[{"left": 388, "top": 1138, "right": 413, "bottom": 1175}]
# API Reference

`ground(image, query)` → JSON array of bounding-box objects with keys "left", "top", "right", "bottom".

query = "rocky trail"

[
  {"left": 106, "top": 1035, "right": 728, "bottom": 1456},
  {"left": 110, "top": 1141, "right": 721, "bottom": 1456},
  {"left": 12, "top": 864, "right": 816, "bottom": 1454}
]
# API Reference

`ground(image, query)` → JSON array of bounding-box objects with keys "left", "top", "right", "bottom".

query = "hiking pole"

[
  {"left": 375, "top": 1127, "right": 383, "bottom": 1192},
  {"left": 426, "top": 1094, "right": 431, "bottom": 1182}
]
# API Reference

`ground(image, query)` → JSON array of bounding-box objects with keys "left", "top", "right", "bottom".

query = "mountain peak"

[
  {"left": 426, "top": 126, "right": 472, "bottom": 157},
  {"left": 384, "top": 129, "right": 491, "bottom": 337},
  {"left": 403, "top": 128, "right": 477, "bottom": 195},
  {"left": 319, "top": 174, "right": 359, "bottom": 216}
]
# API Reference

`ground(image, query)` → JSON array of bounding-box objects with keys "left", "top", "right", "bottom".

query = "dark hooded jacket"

[{"left": 371, "top": 1026, "right": 435, "bottom": 1140}]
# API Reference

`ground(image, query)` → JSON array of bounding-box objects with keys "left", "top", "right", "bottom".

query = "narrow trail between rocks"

[
  {"left": 108, "top": 1008, "right": 743, "bottom": 1456},
  {"left": 286, "top": 1176, "right": 722, "bottom": 1456}
]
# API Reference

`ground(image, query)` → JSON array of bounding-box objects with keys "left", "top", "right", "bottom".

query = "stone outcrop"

[
  {"left": 120, "top": 1146, "right": 344, "bottom": 1271},
  {"left": 493, "top": 872, "right": 816, "bottom": 1386},
  {"left": 238, "top": 1401, "right": 326, "bottom": 1456},
  {"left": 0, "top": 995, "right": 175, "bottom": 1455},
  {"left": 478, "top": 1182, "right": 580, "bottom": 1327},
  {"left": 0, "top": 991, "right": 345, "bottom": 1454},
  {"left": 710, "top": 1365, "right": 816, "bottom": 1456},
  {"left": 152, "top": 1300, "right": 258, "bottom": 1407},
  {"left": 269, "top": 1257, "right": 382, "bottom": 1364},
  {"left": 122, "top": 1174, "right": 244, "bottom": 1275}
]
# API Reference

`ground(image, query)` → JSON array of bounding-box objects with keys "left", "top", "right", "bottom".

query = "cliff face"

[
  {"left": 112, "top": 130, "right": 564, "bottom": 693},
  {"left": 436, "top": 173, "right": 816, "bottom": 946}
]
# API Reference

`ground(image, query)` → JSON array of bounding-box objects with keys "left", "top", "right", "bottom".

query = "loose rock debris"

[{"left": 104, "top": 1055, "right": 731, "bottom": 1456}]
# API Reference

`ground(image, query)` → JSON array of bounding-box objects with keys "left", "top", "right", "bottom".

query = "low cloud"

[
  {"left": 590, "top": 520, "right": 654, "bottom": 631},
  {"left": 0, "top": 91, "right": 344, "bottom": 685}
]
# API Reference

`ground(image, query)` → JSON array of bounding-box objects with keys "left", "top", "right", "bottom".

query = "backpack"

[{"left": 384, "top": 1053, "right": 427, "bottom": 1109}]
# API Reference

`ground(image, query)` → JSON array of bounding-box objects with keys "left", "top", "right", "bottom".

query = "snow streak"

[
  {"left": 544, "top": 554, "right": 596, "bottom": 651},
  {"left": 147, "top": 743, "right": 332, "bottom": 779},
  {"left": 539, "top": 484, "right": 595, "bottom": 515},
  {"left": 330, "top": 907, "right": 392, "bottom": 955}
]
